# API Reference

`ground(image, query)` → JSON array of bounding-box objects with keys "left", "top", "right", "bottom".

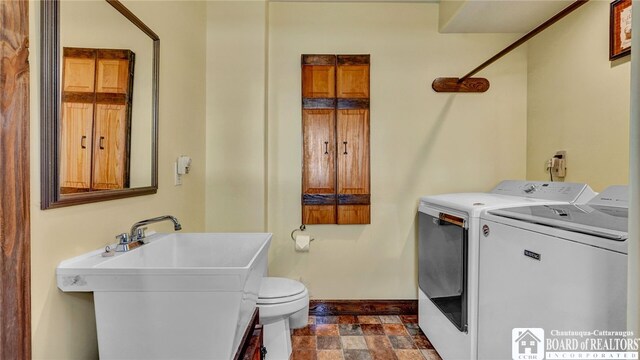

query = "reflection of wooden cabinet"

[
  {"left": 302, "top": 54, "right": 370, "bottom": 225},
  {"left": 60, "top": 103, "right": 93, "bottom": 189},
  {"left": 60, "top": 48, "right": 134, "bottom": 193}
]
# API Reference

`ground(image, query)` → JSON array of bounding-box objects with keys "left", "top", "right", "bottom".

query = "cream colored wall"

[
  {"left": 205, "top": 1, "right": 268, "bottom": 232},
  {"left": 266, "top": 2, "right": 527, "bottom": 298},
  {"left": 526, "top": 1, "right": 630, "bottom": 191},
  {"left": 29, "top": 1, "right": 207, "bottom": 358}
]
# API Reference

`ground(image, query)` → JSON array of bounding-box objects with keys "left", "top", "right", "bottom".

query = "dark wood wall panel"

[
  {"left": 337, "top": 55, "right": 370, "bottom": 66},
  {"left": 234, "top": 309, "right": 261, "bottom": 360},
  {"left": 302, "top": 54, "right": 336, "bottom": 66},
  {"left": 0, "top": 0, "right": 31, "bottom": 358},
  {"left": 303, "top": 194, "right": 337, "bottom": 205},
  {"left": 310, "top": 300, "right": 418, "bottom": 316},
  {"left": 337, "top": 99, "right": 369, "bottom": 110},
  {"left": 302, "top": 98, "right": 336, "bottom": 109},
  {"left": 337, "top": 194, "right": 370, "bottom": 205}
]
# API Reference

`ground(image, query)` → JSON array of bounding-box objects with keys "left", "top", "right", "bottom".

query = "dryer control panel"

[{"left": 491, "top": 180, "right": 596, "bottom": 203}]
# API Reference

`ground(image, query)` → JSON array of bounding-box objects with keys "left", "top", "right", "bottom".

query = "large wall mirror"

[{"left": 41, "top": 0, "right": 159, "bottom": 209}]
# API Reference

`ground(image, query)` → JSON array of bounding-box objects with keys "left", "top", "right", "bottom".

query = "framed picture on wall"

[{"left": 610, "top": 0, "right": 632, "bottom": 60}]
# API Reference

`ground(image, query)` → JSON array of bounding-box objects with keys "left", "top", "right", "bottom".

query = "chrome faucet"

[
  {"left": 131, "top": 215, "right": 182, "bottom": 241},
  {"left": 115, "top": 215, "right": 182, "bottom": 252}
]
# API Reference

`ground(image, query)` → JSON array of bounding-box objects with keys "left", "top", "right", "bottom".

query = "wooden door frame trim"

[{"left": 1, "top": 0, "right": 32, "bottom": 358}]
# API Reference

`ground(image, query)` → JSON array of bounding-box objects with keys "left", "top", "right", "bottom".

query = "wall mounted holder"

[
  {"left": 432, "top": 77, "right": 490, "bottom": 93},
  {"left": 291, "top": 224, "right": 314, "bottom": 242}
]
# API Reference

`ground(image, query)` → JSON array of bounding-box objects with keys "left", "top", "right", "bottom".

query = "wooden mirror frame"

[{"left": 41, "top": 0, "right": 160, "bottom": 209}]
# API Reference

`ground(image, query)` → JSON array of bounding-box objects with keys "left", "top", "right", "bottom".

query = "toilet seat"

[
  {"left": 257, "top": 289, "right": 308, "bottom": 305},
  {"left": 257, "top": 277, "right": 306, "bottom": 305}
]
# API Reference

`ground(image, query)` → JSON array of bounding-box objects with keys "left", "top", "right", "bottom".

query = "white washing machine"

[
  {"left": 418, "top": 180, "right": 596, "bottom": 360},
  {"left": 477, "top": 186, "right": 628, "bottom": 359}
]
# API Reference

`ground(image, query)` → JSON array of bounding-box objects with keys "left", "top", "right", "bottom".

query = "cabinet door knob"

[
  {"left": 99, "top": 136, "right": 105, "bottom": 150},
  {"left": 324, "top": 141, "right": 329, "bottom": 155},
  {"left": 343, "top": 141, "right": 348, "bottom": 155},
  {"left": 81, "top": 135, "right": 87, "bottom": 149}
]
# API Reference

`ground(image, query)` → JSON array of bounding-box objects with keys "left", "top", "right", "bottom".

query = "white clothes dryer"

[{"left": 418, "top": 180, "right": 596, "bottom": 360}]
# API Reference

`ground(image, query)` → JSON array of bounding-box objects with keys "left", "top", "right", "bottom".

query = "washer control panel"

[
  {"left": 587, "top": 185, "right": 628, "bottom": 208},
  {"left": 491, "top": 180, "right": 596, "bottom": 202}
]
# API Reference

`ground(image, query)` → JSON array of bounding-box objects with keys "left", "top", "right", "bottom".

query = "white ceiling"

[
  {"left": 440, "top": 0, "right": 575, "bottom": 33},
  {"left": 268, "top": 0, "right": 576, "bottom": 34}
]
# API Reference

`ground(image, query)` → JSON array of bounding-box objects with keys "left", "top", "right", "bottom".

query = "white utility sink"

[{"left": 57, "top": 232, "right": 271, "bottom": 360}]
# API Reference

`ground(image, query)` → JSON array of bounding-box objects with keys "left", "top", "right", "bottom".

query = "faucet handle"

[
  {"left": 135, "top": 227, "right": 148, "bottom": 242},
  {"left": 116, "top": 233, "right": 130, "bottom": 244},
  {"left": 115, "top": 233, "right": 130, "bottom": 252}
]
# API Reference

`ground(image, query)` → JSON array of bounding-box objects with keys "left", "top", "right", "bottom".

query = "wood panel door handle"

[
  {"left": 342, "top": 141, "right": 348, "bottom": 155},
  {"left": 99, "top": 136, "right": 105, "bottom": 150},
  {"left": 81, "top": 136, "right": 87, "bottom": 149},
  {"left": 324, "top": 141, "right": 329, "bottom": 155}
]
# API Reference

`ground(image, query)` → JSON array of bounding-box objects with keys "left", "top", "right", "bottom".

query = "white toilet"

[{"left": 257, "top": 277, "right": 309, "bottom": 360}]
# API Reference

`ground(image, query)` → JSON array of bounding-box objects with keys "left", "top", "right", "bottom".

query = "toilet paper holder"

[{"left": 291, "top": 225, "right": 315, "bottom": 242}]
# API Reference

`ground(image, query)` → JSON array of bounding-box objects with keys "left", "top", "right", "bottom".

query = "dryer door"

[{"left": 419, "top": 209, "right": 468, "bottom": 332}]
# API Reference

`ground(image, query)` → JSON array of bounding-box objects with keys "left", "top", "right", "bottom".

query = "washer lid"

[
  {"left": 489, "top": 204, "right": 628, "bottom": 241},
  {"left": 259, "top": 277, "right": 306, "bottom": 299}
]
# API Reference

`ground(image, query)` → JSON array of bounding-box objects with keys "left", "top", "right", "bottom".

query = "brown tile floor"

[{"left": 289, "top": 315, "right": 442, "bottom": 360}]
